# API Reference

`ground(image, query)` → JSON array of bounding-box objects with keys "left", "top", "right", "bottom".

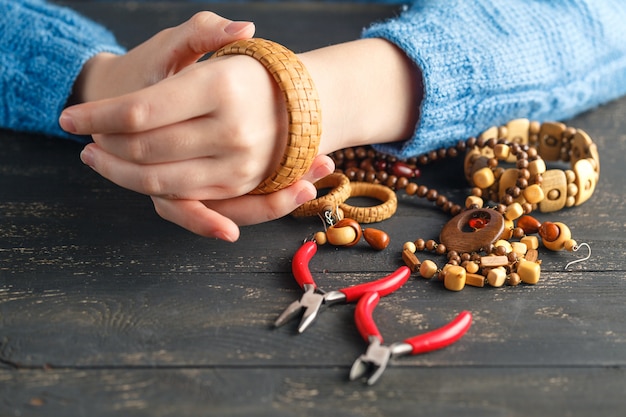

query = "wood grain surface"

[{"left": 1, "top": 2, "right": 625, "bottom": 416}]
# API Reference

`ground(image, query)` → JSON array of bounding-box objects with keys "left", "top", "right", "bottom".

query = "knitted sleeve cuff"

[
  {"left": 363, "top": 0, "right": 626, "bottom": 158},
  {"left": 0, "top": 0, "right": 126, "bottom": 139}
]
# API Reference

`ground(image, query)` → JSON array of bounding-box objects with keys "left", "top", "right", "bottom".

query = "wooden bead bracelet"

[{"left": 212, "top": 38, "right": 321, "bottom": 195}]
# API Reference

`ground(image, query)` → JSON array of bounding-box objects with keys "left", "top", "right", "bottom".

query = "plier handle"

[
  {"left": 350, "top": 291, "right": 472, "bottom": 385},
  {"left": 275, "top": 241, "right": 411, "bottom": 333}
]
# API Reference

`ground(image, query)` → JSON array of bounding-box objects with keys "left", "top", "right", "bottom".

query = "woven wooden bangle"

[
  {"left": 340, "top": 182, "right": 398, "bottom": 224},
  {"left": 292, "top": 173, "right": 352, "bottom": 218},
  {"left": 212, "top": 38, "right": 321, "bottom": 195}
]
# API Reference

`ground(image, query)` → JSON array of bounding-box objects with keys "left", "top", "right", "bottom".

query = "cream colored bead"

[
  {"left": 444, "top": 265, "right": 467, "bottom": 291},
  {"left": 314, "top": 231, "right": 327, "bottom": 245},
  {"left": 487, "top": 267, "right": 507, "bottom": 287},
  {"left": 505, "top": 202, "right": 524, "bottom": 221},
  {"left": 465, "top": 195, "right": 484, "bottom": 209},
  {"left": 522, "top": 184, "right": 545, "bottom": 204},
  {"left": 325, "top": 225, "right": 357, "bottom": 246},
  {"left": 564, "top": 239, "right": 578, "bottom": 252},
  {"left": 403, "top": 241, "right": 417, "bottom": 253},
  {"left": 521, "top": 235, "right": 539, "bottom": 250},
  {"left": 528, "top": 159, "right": 547, "bottom": 176},
  {"left": 419, "top": 260, "right": 438, "bottom": 279},
  {"left": 511, "top": 241, "right": 528, "bottom": 257},
  {"left": 473, "top": 167, "right": 495, "bottom": 189},
  {"left": 517, "top": 259, "right": 541, "bottom": 284}
]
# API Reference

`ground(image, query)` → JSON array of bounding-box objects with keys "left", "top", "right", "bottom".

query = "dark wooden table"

[{"left": 2, "top": 2, "right": 626, "bottom": 416}]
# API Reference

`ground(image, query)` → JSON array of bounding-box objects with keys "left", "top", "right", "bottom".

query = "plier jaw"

[
  {"left": 349, "top": 336, "right": 392, "bottom": 386},
  {"left": 274, "top": 284, "right": 325, "bottom": 333}
]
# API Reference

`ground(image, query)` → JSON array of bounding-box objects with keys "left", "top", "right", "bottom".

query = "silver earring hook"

[{"left": 564, "top": 242, "right": 591, "bottom": 270}]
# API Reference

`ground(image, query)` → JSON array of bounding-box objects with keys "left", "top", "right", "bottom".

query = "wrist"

[
  {"left": 298, "top": 38, "right": 422, "bottom": 155},
  {"left": 68, "top": 52, "right": 120, "bottom": 105}
]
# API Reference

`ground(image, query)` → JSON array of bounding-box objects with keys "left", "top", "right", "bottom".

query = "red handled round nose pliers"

[
  {"left": 350, "top": 291, "right": 472, "bottom": 385},
  {"left": 275, "top": 240, "right": 411, "bottom": 333}
]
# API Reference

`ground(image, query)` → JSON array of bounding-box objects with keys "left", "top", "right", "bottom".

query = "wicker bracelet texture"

[{"left": 212, "top": 38, "right": 321, "bottom": 194}]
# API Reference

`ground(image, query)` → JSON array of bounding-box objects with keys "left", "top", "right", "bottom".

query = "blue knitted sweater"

[{"left": 2, "top": 0, "right": 626, "bottom": 158}]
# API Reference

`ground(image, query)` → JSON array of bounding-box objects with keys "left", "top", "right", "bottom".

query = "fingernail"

[
  {"left": 215, "top": 230, "right": 236, "bottom": 242},
  {"left": 80, "top": 147, "right": 95, "bottom": 167},
  {"left": 224, "top": 21, "right": 253, "bottom": 35},
  {"left": 59, "top": 113, "right": 77, "bottom": 134},
  {"left": 296, "top": 186, "right": 315, "bottom": 206}
]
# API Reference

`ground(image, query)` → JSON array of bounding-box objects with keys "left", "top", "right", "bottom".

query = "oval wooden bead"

[
  {"left": 402, "top": 248, "right": 420, "bottom": 272},
  {"left": 314, "top": 231, "right": 327, "bottom": 245},
  {"left": 363, "top": 228, "right": 390, "bottom": 250},
  {"left": 538, "top": 221, "right": 560, "bottom": 242},
  {"left": 518, "top": 215, "right": 542, "bottom": 234},
  {"left": 517, "top": 259, "right": 541, "bottom": 284},
  {"left": 444, "top": 265, "right": 467, "bottom": 291},
  {"left": 419, "top": 260, "right": 438, "bottom": 279}
]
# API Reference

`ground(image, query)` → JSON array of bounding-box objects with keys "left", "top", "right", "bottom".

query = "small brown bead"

[
  {"left": 417, "top": 185, "right": 429, "bottom": 198},
  {"left": 426, "top": 239, "right": 437, "bottom": 251},
  {"left": 436, "top": 243, "right": 447, "bottom": 255},
  {"left": 447, "top": 250, "right": 459, "bottom": 260},
  {"left": 512, "top": 227, "right": 525, "bottom": 239},
  {"left": 507, "top": 252, "right": 518, "bottom": 263},
  {"left": 414, "top": 238, "right": 426, "bottom": 251},
  {"left": 436, "top": 195, "right": 448, "bottom": 207},
  {"left": 508, "top": 272, "right": 522, "bottom": 286},
  {"left": 396, "top": 176, "right": 409, "bottom": 190},
  {"left": 344, "top": 148, "right": 355, "bottom": 160},
  {"left": 405, "top": 182, "right": 418, "bottom": 195},
  {"left": 426, "top": 189, "right": 438, "bottom": 201}
]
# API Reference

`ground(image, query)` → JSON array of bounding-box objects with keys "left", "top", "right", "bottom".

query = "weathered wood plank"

[{"left": 2, "top": 367, "right": 625, "bottom": 417}]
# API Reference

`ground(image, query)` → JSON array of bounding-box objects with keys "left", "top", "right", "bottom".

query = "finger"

[
  {"left": 80, "top": 142, "right": 261, "bottom": 200},
  {"left": 152, "top": 197, "right": 240, "bottom": 241},
  {"left": 201, "top": 156, "right": 335, "bottom": 225},
  {"left": 167, "top": 12, "right": 255, "bottom": 67},
  {"left": 60, "top": 68, "right": 214, "bottom": 135}
]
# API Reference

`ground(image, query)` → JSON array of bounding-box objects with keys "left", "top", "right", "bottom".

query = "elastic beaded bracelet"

[{"left": 212, "top": 38, "right": 321, "bottom": 195}]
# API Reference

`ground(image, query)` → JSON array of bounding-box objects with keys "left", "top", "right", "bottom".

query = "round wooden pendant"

[{"left": 439, "top": 208, "right": 505, "bottom": 253}]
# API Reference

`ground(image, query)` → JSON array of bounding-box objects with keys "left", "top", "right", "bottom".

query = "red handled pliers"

[
  {"left": 275, "top": 240, "right": 411, "bottom": 333},
  {"left": 350, "top": 291, "right": 472, "bottom": 385}
]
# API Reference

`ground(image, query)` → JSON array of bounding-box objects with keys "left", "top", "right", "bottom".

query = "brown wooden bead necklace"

[{"left": 329, "top": 119, "right": 598, "bottom": 291}]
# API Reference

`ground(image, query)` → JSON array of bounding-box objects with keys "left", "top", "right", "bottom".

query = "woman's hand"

[{"left": 60, "top": 11, "right": 334, "bottom": 241}]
